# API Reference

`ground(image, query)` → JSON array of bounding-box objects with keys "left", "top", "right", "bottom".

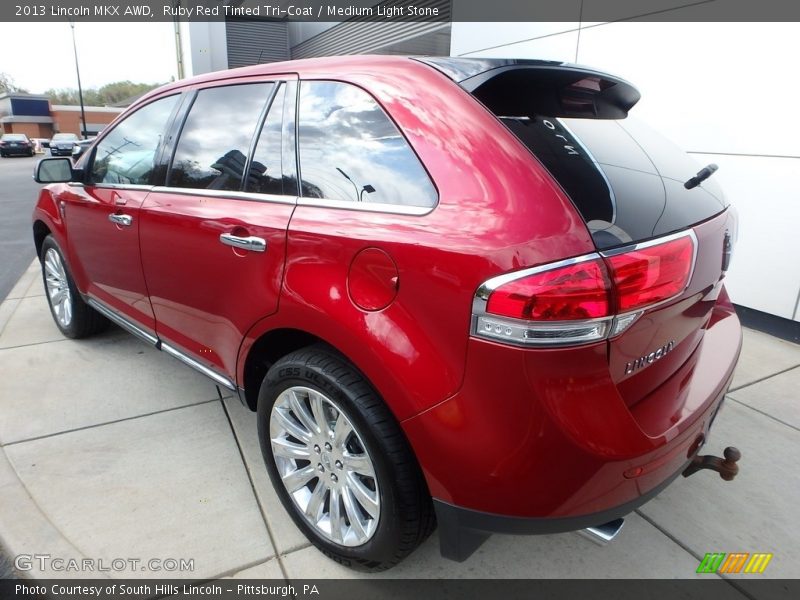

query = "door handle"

[
  {"left": 219, "top": 233, "right": 267, "bottom": 253},
  {"left": 108, "top": 213, "right": 133, "bottom": 227}
]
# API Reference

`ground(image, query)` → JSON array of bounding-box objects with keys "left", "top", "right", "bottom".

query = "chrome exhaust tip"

[{"left": 579, "top": 517, "right": 625, "bottom": 546}]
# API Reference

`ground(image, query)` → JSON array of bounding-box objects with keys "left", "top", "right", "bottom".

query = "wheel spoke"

[
  {"left": 271, "top": 437, "right": 311, "bottom": 460},
  {"left": 342, "top": 486, "right": 367, "bottom": 540},
  {"left": 344, "top": 452, "right": 374, "bottom": 478},
  {"left": 282, "top": 465, "right": 316, "bottom": 493},
  {"left": 288, "top": 389, "right": 319, "bottom": 435},
  {"left": 309, "top": 391, "right": 330, "bottom": 437},
  {"left": 346, "top": 472, "right": 379, "bottom": 519},
  {"left": 273, "top": 407, "right": 312, "bottom": 443},
  {"left": 328, "top": 486, "right": 343, "bottom": 543},
  {"left": 332, "top": 414, "right": 353, "bottom": 450},
  {"left": 305, "top": 479, "right": 328, "bottom": 522},
  {"left": 63, "top": 296, "right": 72, "bottom": 325}
]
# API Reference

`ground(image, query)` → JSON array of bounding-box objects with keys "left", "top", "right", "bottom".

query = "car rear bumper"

[
  {"left": 402, "top": 285, "right": 741, "bottom": 557},
  {"left": 2, "top": 145, "right": 32, "bottom": 155}
]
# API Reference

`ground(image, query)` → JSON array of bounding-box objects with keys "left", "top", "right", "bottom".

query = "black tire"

[
  {"left": 40, "top": 235, "right": 108, "bottom": 339},
  {"left": 257, "top": 346, "right": 435, "bottom": 571}
]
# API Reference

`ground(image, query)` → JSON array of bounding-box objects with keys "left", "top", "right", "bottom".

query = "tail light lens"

[
  {"left": 486, "top": 259, "right": 611, "bottom": 321},
  {"left": 605, "top": 236, "right": 694, "bottom": 312},
  {"left": 474, "top": 231, "right": 696, "bottom": 346}
]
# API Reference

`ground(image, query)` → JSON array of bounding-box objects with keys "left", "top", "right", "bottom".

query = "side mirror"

[{"left": 34, "top": 157, "right": 80, "bottom": 183}]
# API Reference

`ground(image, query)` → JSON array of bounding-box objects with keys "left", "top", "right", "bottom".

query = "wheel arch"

[{"left": 239, "top": 327, "right": 330, "bottom": 411}]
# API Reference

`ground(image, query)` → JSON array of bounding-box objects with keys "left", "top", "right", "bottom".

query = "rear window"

[
  {"left": 2, "top": 134, "right": 27, "bottom": 141},
  {"left": 421, "top": 57, "right": 728, "bottom": 249},
  {"left": 501, "top": 115, "right": 726, "bottom": 249}
]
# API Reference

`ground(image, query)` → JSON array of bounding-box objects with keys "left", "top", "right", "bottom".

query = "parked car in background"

[
  {"left": 0, "top": 133, "right": 34, "bottom": 157},
  {"left": 30, "top": 56, "right": 743, "bottom": 571},
  {"left": 48, "top": 133, "right": 79, "bottom": 156}
]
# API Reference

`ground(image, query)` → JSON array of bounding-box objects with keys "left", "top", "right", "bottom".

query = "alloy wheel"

[
  {"left": 270, "top": 386, "right": 380, "bottom": 546},
  {"left": 43, "top": 248, "right": 73, "bottom": 328}
]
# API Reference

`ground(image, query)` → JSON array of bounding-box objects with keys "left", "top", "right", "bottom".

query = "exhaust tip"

[{"left": 579, "top": 517, "right": 625, "bottom": 546}]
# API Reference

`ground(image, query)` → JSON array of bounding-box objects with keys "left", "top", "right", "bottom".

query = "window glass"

[
  {"left": 170, "top": 83, "right": 273, "bottom": 191},
  {"left": 246, "top": 83, "right": 284, "bottom": 195},
  {"left": 297, "top": 81, "right": 437, "bottom": 208},
  {"left": 90, "top": 95, "right": 178, "bottom": 185}
]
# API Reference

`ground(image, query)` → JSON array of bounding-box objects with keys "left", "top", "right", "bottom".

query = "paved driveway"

[{"left": 0, "top": 260, "right": 798, "bottom": 585}]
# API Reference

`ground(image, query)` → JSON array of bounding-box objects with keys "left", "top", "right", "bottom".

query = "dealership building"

[{"left": 0, "top": 92, "right": 123, "bottom": 139}]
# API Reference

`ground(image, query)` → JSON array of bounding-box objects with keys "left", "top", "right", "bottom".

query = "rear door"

[{"left": 139, "top": 76, "right": 298, "bottom": 385}]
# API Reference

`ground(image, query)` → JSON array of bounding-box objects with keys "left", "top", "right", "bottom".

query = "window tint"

[
  {"left": 90, "top": 95, "right": 178, "bottom": 185},
  {"left": 297, "top": 81, "right": 437, "bottom": 208},
  {"left": 246, "top": 83, "right": 285, "bottom": 195},
  {"left": 170, "top": 83, "right": 273, "bottom": 191}
]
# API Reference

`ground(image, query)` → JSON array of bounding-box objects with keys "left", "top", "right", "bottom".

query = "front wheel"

[
  {"left": 40, "top": 236, "right": 107, "bottom": 338},
  {"left": 257, "top": 347, "right": 435, "bottom": 571}
]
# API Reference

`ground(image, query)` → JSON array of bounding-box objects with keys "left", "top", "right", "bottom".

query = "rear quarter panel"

[{"left": 239, "top": 58, "right": 595, "bottom": 420}]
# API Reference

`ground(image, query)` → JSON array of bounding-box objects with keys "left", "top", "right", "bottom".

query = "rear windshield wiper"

[{"left": 684, "top": 164, "right": 718, "bottom": 189}]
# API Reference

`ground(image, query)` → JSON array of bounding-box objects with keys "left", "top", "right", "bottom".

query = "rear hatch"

[{"left": 421, "top": 58, "right": 734, "bottom": 409}]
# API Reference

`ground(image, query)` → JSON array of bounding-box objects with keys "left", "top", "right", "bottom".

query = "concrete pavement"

[{"left": 0, "top": 259, "right": 798, "bottom": 584}]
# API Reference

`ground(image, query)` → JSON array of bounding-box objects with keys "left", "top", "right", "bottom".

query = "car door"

[
  {"left": 139, "top": 76, "right": 298, "bottom": 386},
  {"left": 63, "top": 93, "right": 182, "bottom": 336}
]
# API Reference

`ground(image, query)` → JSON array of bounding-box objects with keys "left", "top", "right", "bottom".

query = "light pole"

[{"left": 69, "top": 21, "right": 88, "bottom": 139}]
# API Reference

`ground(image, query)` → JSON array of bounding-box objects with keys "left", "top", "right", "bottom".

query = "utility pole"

[
  {"left": 174, "top": 1, "right": 185, "bottom": 79},
  {"left": 69, "top": 21, "right": 88, "bottom": 139}
]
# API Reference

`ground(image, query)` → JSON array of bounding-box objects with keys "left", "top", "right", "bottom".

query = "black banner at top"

[{"left": 4, "top": 0, "right": 800, "bottom": 23}]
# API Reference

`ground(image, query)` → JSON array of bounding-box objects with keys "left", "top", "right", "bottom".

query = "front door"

[
  {"left": 65, "top": 94, "right": 182, "bottom": 334},
  {"left": 139, "top": 77, "right": 298, "bottom": 383}
]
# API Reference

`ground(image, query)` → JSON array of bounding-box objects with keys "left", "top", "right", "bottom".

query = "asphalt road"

[{"left": 0, "top": 155, "right": 42, "bottom": 302}]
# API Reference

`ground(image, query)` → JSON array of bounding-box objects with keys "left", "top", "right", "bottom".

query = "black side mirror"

[{"left": 34, "top": 157, "right": 80, "bottom": 183}]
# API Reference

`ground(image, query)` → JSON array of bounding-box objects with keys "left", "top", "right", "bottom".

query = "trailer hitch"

[{"left": 682, "top": 446, "right": 741, "bottom": 481}]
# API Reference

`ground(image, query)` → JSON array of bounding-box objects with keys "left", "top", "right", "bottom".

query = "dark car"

[
  {"left": 0, "top": 133, "right": 34, "bottom": 157},
  {"left": 48, "top": 132, "right": 79, "bottom": 156},
  {"left": 31, "top": 56, "right": 742, "bottom": 571}
]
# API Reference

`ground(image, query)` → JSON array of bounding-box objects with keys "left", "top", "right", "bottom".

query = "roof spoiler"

[{"left": 417, "top": 58, "right": 641, "bottom": 119}]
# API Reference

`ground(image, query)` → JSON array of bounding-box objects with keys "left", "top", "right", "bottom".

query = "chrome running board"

[{"left": 86, "top": 297, "right": 236, "bottom": 391}]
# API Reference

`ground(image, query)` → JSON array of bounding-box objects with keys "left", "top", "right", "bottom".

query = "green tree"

[
  {"left": 43, "top": 80, "right": 163, "bottom": 106},
  {"left": 0, "top": 73, "right": 27, "bottom": 94}
]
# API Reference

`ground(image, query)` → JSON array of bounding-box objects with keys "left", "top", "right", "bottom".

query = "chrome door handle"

[
  {"left": 108, "top": 213, "right": 133, "bottom": 227},
  {"left": 219, "top": 233, "right": 267, "bottom": 253}
]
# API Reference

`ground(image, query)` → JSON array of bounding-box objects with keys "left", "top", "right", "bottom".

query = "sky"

[{"left": 1, "top": 23, "right": 178, "bottom": 93}]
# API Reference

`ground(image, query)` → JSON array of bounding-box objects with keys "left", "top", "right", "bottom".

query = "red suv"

[{"left": 32, "top": 56, "right": 741, "bottom": 571}]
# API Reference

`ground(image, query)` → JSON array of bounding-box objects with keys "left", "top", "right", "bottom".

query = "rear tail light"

[{"left": 473, "top": 231, "right": 696, "bottom": 346}]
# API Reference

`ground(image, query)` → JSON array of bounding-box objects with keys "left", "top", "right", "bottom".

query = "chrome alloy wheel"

[
  {"left": 44, "top": 248, "right": 73, "bottom": 328},
  {"left": 270, "top": 386, "right": 380, "bottom": 546}
]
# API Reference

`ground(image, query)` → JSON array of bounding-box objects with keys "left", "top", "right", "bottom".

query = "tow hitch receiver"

[{"left": 682, "top": 446, "right": 741, "bottom": 481}]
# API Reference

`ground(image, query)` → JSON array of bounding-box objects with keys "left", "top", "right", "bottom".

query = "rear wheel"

[
  {"left": 40, "top": 236, "right": 107, "bottom": 339},
  {"left": 257, "top": 347, "right": 435, "bottom": 571}
]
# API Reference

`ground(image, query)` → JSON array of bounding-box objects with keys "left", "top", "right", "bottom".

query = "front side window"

[
  {"left": 169, "top": 83, "right": 274, "bottom": 192},
  {"left": 297, "top": 81, "right": 437, "bottom": 208},
  {"left": 90, "top": 95, "right": 179, "bottom": 185}
]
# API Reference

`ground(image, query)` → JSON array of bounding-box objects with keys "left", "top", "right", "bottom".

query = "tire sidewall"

[{"left": 256, "top": 354, "right": 407, "bottom": 569}]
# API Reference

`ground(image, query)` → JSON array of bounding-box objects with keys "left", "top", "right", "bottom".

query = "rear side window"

[
  {"left": 297, "top": 81, "right": 437, "bottom": 208},
  {"left": 169, "top": 83, "right": 274, "bottom": 191},
  {"left": 90, "top": 95, "right": 179, "bottom": 185}
]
